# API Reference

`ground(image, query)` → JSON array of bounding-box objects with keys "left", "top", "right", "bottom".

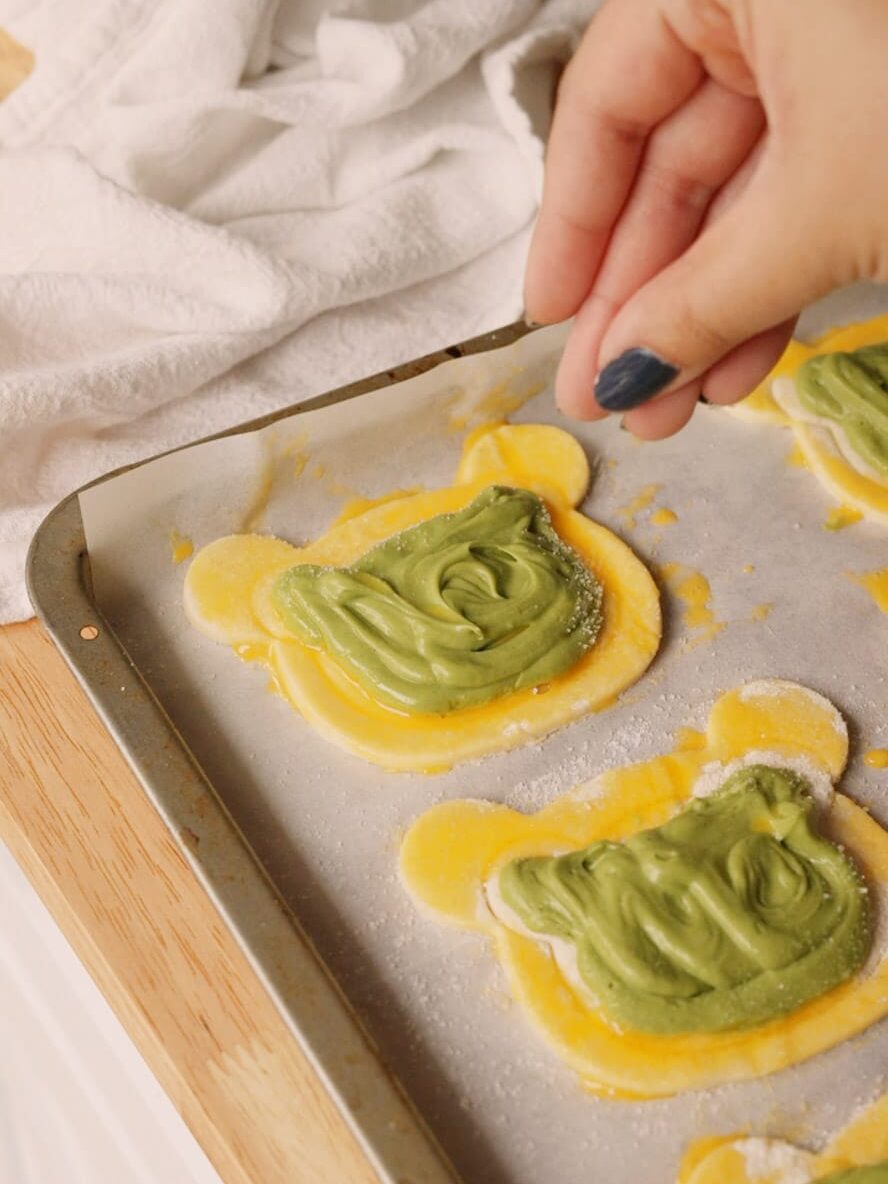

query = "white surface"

[
  {"left": 0, "top": 0, "right": 597, "bottom": 622},
  {"left": 78, "top": 291, "right": 888, "bottom": 1184},
  {"left": 0, "top": 840, "right": 221, "bottom": 1184}
]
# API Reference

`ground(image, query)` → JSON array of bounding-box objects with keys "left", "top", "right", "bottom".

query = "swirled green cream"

[
  {"left": 796, "top": 342, "right": 888, "bottom": 478},
  {"left": 271, "top": 486, "right": 602, "bottom": 714},
  {"left": 498, "top": 765, "right": 871, "bottom": 1035},
  {"left": 818, "top": 1167, "right": 888, "bottom": 1184}
]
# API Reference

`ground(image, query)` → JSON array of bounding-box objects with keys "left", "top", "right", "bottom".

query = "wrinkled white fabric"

[{"left": 0, "top": 0, "right": 597, "bottom": 621}]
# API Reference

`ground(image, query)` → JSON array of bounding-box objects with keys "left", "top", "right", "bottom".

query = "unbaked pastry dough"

[
  {"left": 678, "top": 1093, "right": 888, "bottom": 1183},
  {"left": 731, "top": 315, "right": 888, "bottom": 526},
  {"left": 399, "top": 680, "right": 888, "bottom": 1096},
  {"left": 185, "top": 423, "right": 661, "bottom": 772}
]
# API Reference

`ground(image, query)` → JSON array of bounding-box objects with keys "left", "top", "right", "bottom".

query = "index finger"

[{"left": 524, "top": 0, "right": 703, "bottom": 324}]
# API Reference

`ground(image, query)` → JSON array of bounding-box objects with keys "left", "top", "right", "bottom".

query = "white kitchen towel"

[{"left": 0, "top": 0, "right": 597, "bottom": 623}]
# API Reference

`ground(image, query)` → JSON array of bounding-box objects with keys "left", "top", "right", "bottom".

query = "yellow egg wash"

[
  {"left": 617, "top": 483, "right": 661, "bottom": 530},
  {"left": 400, "top": 680, "right": 888, "bottom": 1098},
  {"left": 283, "top": 431, "right": 310, "bottom": 479},
  {"left": 446, "top": 379, "right": 546, "bottom": 432},
  {"left": 674, "top": 727, "right": 706, "bottom": 752},
  {"left": 168, "top": 530, "right": 194, "bottom": 565},
  {"left": 849, "top": 568, "right": 888, "bottom": 615},
  {"left": 678, "top": 1094, "right": 888, "bottom": 1183},
  {"left": 330, "top": 488, "right": 424, "bottom": 527},
  {"left": 657, "top": 562, "right": 725, "bottom": 647},
  {"left": 864, "top": 749, "right": 888, "bottom": 769},
  {"left": 824, "top": 505, "right": 863, "bottom": 531},
  {"left": 185, "top": 424, "right": 661, "bottom": 772},
  {"left": 239, "top": 452, "right": 277, "bottom": 534},
  {"left": 787, "top": 442, "right": 811, "bottom": 469},
  {"left": 732, "top": 315, "right": 888, "bottom": 525},
  {"left": 751, "top": 603, "right": 773, "bottom": 623},
  {"left": 651, "top": 507, "right": 679, "bottom": 527}
]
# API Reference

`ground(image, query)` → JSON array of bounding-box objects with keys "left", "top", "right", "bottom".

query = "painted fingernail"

[
  {"left": 698, "top": 393, "right": 711, "bottom": 405},
  {"left": 594, "top": 348, "right": 678, "bottom": 412}
]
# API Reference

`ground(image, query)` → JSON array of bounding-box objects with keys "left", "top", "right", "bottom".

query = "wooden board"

[
  {"left": 0, "top": 31, "right": 378, "bottom": 1184},
  {"left": 0, "top": 620, "right": 380, "bottom": 1184}
]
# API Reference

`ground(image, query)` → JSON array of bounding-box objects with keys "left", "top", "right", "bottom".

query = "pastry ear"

[
  {"left": 184, "top": 534, "right": 300, "bottom": 645},
  {"left": 706, "top": 680, "right": 848, "bottom": 779},
  {"left": 399, "top": 800, "right": 525, "bottom": 927},
  {"left": 456, "top": 423, "right": 591, "bottom": 508}
]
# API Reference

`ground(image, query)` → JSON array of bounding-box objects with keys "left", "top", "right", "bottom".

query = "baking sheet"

[{"left": 79, "top": 284, "right": 888, "bottom": 1184}]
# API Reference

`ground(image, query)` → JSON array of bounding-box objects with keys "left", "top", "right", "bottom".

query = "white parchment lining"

[{"left": 80, "top": 284, "right": 888, "bottom": 1184}]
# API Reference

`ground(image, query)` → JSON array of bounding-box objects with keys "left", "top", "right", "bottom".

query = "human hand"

[{"left": 525, "top": 0, "right": 888, "bottom": 438}]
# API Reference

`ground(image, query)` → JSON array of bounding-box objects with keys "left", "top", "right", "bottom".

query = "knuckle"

[
  {"left": 640, "top": 161, "right": 713, "bottom": 216},
  {"left": 558, "top": 63, "right": 649, "bottom": 150},
  {"left": 674, "top": 299, "right": 735, "bottom": 361}
]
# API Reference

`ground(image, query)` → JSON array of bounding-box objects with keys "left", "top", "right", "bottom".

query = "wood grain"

[{"left": 0, "top": 620, "right": 380, "bottom": 1184}]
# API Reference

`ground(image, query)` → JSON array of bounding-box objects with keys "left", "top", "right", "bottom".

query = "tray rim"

[{"left": 27, "top": 319, "right": 532, "bottom": 1184}]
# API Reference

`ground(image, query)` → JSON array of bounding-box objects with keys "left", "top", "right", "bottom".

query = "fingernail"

[
  {"left": 618, "top": 418, "right": 629, "bottom": 432},
  {"left": 524, "top": 318, "right": 543, "bottom": 329},
  {"left": 698, "top": 393, "right": 711, "bottom": 405},
  {"left": 594, "top": 348, "right": 678, "bottom": 412}
]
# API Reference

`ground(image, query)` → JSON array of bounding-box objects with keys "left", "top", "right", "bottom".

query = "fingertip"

[
  {"left": 702, "top": 318, "right": 798, "bottom": 405},
  {"left": 553, "top": 294, "right": 616, "bottom": 420},
  {"left": 524, "top": 212, "right": 604, "bottom": 326},
  {"left": 621, "top": 381, "right": 701, "bottom": 440},
  {"left": 555, "top": 359, "right": 609, "bottom": 421}
]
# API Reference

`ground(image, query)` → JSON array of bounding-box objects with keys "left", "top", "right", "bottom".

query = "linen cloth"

[{"left": 0, "top": 0, "right": 597, "bottom": 622}]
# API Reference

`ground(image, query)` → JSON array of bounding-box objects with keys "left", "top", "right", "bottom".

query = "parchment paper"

[{"left": 80, "top": 283, "right": 888, "bottom": 1184}]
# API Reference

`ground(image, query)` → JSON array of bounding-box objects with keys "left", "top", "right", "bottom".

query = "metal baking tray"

[
  {"left": 27, "top": 321, "right": 531, "bottom": 1184},
  {"left": 27, "top": 296, "right": 888, "bottom": 1184}
]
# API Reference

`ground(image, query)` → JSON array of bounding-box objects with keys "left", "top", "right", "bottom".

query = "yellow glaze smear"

[
  {"left": 751, "top": 603, "right": 773, "bottom": 623},
  {"left": 618, "top": 483, "right": 660, "bottom": 530},
  {"left": 849, "top": 568, "right": 888, "bottom": 615},
  {"left": 185, "top": 424, "right": 661, "bottom": 772},
  {"left": 169, "top": 530, "right": 194, "bottom": 565},
  {"left": 330, "top": 488, "right": 423, "bottom": 527},
  {"left": 447, "top": 379, "right": 547, "bottom": 432},
  {"left": 824, "top": 505, "right": 863, "bottom": 531},
  {"left": 679, "top": 1094, "right": 888, "bottom": 1183},
  {"left": 864, "top": 749, "right": 888, "bottom": 769},
  {"left": 399, "top": 680, "right": 888, "bottom": 1099},
  {"left": 651, "top": 507, "right": 678, "bottom": 527},
  {"left": 674, "top": 727, "right": 707, "bottom": 752},
  {"left": 657, "top": 562, "right": 725, "bottom": 647},
  {"left": 787, "top": 443, "right": 811, "bottom": 469}
]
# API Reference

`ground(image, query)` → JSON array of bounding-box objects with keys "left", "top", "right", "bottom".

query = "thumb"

[{"left": 592, "top": 171, "right": 838, "bottom": 413}]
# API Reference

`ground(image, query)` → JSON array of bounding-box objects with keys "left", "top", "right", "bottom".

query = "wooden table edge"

[{"left": 0, "top": 617, "right": 381, "bottom": 1184}]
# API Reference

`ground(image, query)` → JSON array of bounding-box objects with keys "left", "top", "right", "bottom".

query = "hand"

[{"left": 525, "top": 0, "right": 888, "bottom": 438}]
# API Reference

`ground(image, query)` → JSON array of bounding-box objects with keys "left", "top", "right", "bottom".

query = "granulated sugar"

[{"left": 737, "top": 1138, "right": 814, "bottom": 1183}]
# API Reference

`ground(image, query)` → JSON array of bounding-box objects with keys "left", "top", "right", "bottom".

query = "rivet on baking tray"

[{"left": 79, "top": 625, "right": 100, "bottom": 640}]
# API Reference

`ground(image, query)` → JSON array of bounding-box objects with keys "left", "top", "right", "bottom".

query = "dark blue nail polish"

[{"left": 594, "top": 348, "right": 678, "bottom": 412}]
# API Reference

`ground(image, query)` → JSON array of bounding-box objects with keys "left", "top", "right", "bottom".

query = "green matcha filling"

[
  {"left": 499, "top": 765, "right": 871, "bottom": 1035},
  {"left": 796, "top": 341, "right": 888, "bottom": 478},
  {"left": 271, "top": 485, "right": 603, "bottom": 714},
  {"left": 818, "top": 1166, "right": 888, "bottom": 1184}
]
